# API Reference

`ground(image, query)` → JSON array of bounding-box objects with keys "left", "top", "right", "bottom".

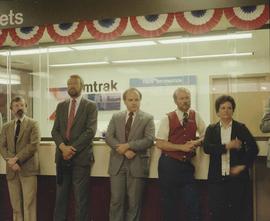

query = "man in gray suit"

[
  {"left": 0, "top": 96, "right": 40, "bottom": 221},
  {"left": 106, "top": 88, "right": 155, "bottom": 221},
  {"left": 52, "top": 75, "right": 97, "bottom": 221}
]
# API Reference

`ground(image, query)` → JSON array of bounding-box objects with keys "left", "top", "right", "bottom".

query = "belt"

[{"left": 162, "top": 153, "right": 190, "bottom": 162}]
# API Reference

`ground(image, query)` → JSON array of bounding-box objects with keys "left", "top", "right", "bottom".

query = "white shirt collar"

[
  {"left": 15, "top": 115, "right": 25, "bottom": 123},
  {"left": 176, "top": 108, "right": 189, "bottom": 117},
  {"left": 219, "top": 120, "right": 233, "bottom": 128},
  {"left": 70, "top": 94, "right": 83, "bottom": 104}
]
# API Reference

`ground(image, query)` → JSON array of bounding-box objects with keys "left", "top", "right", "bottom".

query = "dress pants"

[
  {"left": 158, "top": 154, "right": 201, "bottom": 221},
  {"left": 7, "top": 173, "right": 37, "bottom": 221},
  {"left": 54, "top": 165, "right": 90, "bottom": 221},
  {"left": 208, "top": 177, "right": 251, "bottom": 221},
  {"left": 109, "top": 160, "right": 145, "bottom": 221}
]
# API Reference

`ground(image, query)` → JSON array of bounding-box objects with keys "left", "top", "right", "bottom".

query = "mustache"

[{"left": 16, "top": 109, "right": 24, "bottom": 114}]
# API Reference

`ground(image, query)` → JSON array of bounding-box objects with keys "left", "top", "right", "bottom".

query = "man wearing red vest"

[{"left": 156, "top": 87, "right": 205, "bottom": 221}]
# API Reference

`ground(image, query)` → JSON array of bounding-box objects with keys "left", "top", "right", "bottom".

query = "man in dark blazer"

[
  {"left": 106, "top": 88, "right": 155, "bottom": 221},
  {"left": 0, "top": 96, "right": 40, "bottom": 221},
  {"left": 203, "top": 95, "right": 258, "bottom": 221},
  {"left": 52, "top": 75, "right": 97, "bottom": 221}
]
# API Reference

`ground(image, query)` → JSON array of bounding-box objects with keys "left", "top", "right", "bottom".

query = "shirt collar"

[
  {"left": 176, "top": 108, "right": 189, "bottom": 117},
  {"left": 127, "top": 110, "right": 137, "bottom": 117},
  {"left": 15, "top": 115, "right": 25, "bottom": 123},
  {"left": 219, "top": 120, "right": 232, "bottom": 128},
  {"left": 70, "top": 94, "right": 83, "bottom": 104}
]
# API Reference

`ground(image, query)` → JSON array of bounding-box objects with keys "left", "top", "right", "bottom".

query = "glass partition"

[{"left": 0, "top": 28, "right": 269, "bottom": 138}]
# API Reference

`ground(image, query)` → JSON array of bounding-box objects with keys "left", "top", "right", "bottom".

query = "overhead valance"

[{"left": 0, "top": 4, "right": 269, "bottom": 47}]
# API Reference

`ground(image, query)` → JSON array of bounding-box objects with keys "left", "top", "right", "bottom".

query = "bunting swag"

[
  {"left": 9, "top": 26, "right": 45, "bottom": 47},
  {"left": 86, "top": 17, "right": 128, "bottom": 41},
  {"left": 47, "top": 22, "right": 85, "bottom": 44},
  {"left": 0, "top": 29, "right": 8, "bottom": 46},
  {"left": 175, "top": 9, "right": 223, "bottom": 34},
  {"left": 130, "top": 13, "right": 174, "bottom": 37},
  {"left": 224, "top": 4, "right": 269, "bottom": 30},
  {"left": 0, "top": 4, "right": 269, "bottom": 47}
]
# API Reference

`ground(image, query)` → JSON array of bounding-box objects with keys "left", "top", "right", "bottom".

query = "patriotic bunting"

[
  {"left": 0, "top": 4, "right": 269, "bottom": 47},
  {"left": 175, "top": 9, "right": 223, "bottom": 34},
  {"left": 47, "top": 22, "right": 85, "bottom": 44},
  {"left": 0, "top": 29, "right": 8, "bottom": 46},
  {"left": 9, "top": 26, "right": 45, "bottom": 47},
  {"left": 86, "top": 17, "right": 128, "bottom": 41},
  {"left": 130, "top": 13, "right": 174, "bottom": 37},
  {"left": 224, "top": 4, "right": 269, "bottom": 30}
]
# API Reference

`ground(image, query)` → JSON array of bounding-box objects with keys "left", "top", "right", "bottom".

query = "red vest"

[{"left": 162, "top": 110, "right": 197, "bottom": 161}]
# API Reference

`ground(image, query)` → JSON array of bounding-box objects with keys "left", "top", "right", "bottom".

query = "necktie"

[
  {"left": 125, "top": 112, "right": 134, "bottom": 142},
  {"left": 66, "top": 99, "right": 76, "bottom": 140},
  {"left": 183, "top": 112, "right": 188, "bottom": 127},
  {"left": 14, "top": 120, "right": 21, "bottom": 153}
]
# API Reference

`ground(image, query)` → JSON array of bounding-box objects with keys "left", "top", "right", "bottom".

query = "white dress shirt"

[{"left": 220, "top": 121, "right": 232, "bottom": 176}]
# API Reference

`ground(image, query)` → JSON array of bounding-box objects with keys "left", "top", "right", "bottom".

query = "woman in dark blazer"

[{"left": 203, "top": 95, "right": 258, "bottom": 221}]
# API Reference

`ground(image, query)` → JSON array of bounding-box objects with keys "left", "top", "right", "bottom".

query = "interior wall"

[{"left": 32, "top": 56, "right": 270, "bottom": 137}]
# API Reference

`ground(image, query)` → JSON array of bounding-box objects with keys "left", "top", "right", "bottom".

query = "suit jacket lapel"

[
  {"left": 120, "top": 111, "right": 127, "bottom": 141},
  {"left": 8, "top": 120, "right": 15, "bottom": 149},
  {"left": 231, "top": 120, "right": 237, "bottom": 140},
  {"left": 215, "top": 122, "right": 222, "bottom": 145},
  {"left": 63, "top": 100, "right": 70, "bottom": 129}
]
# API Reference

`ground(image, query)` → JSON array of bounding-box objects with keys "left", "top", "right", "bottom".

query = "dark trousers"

[
  {"left": 158, "top": 154, "right": 201, "bottom": 221},
  {"left": 208, "top": 177, "right": 251, "bottom": 221},
  {"left": 54, "top": 165, "right": 91, "bottom": 221}
]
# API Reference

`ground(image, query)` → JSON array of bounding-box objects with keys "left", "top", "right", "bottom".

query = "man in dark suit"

[
  {"left": 106, "top": 88, "right": 155, "bottom": 221},
  {"left": 203, "top": 95, "right": 258, "bottom": 221},
  {"left": 52, "top": 75, "right": 98, "bottom": 221},
  {"left": 0, "top": 96, "right": 40, "bottom": 221}
]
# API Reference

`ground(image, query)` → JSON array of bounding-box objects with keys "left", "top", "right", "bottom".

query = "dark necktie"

[
  {"left": 14, "top": 120, "right": 21, "bottom": 153},
  {"left": 66, "top": 99, "right": 76, "bottom": 140},
  {"left": 125, "top": 112, "right": 134, "bottom": 142},
  {"left": 183, "top": 112, "right": 188, "bottom": 127}
]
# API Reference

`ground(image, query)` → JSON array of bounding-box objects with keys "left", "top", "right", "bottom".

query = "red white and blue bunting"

[
  {"left": 0, "top": 4, "right": 269, "bottom": 47},
  {"left": 130, "top": 13, "right": 174, "bottom": 37},
  {"left": 0, "top": 29, "right": 8, "bottom": 46},
  {"left": 9, "top": 26, "right": 45, "bottom": 47},
  {"left": 224, "top": 4, "right": 269, "bottom": 30},
  {"left": 86, "top": 17, "right": 128, "bottom": 41},
  {"left": 175, "top": 9, "right": 223, "bottom": 34},
  {"left": 47, "top": 22, "right": 85, "bottom": 44}
]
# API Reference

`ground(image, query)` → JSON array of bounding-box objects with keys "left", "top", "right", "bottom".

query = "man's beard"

[
  {"left": 16, "top": 109, "right": 24, "bottom": 118},
  {"left": 68, "top": 88, "right": 81, "bottom": 97}
]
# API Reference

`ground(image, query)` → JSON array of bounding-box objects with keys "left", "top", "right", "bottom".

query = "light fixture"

[
  {"left": 181, "top": 52, "right": 253, "bottom": 59},
  {"left": 49, "top": 61, "right": 109, "bottom": 67},
  {"left": 0, "top": 47, "right": 73, "bottom": 56},
  {"left": 112, "top": 57, "right": 178, "bottom": 64},
  {"left": 72, "top": 41, "right": 157, "bottom": 50},
  {"left": 158, "top": 33, "right": 252, "bottom": 44}
]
